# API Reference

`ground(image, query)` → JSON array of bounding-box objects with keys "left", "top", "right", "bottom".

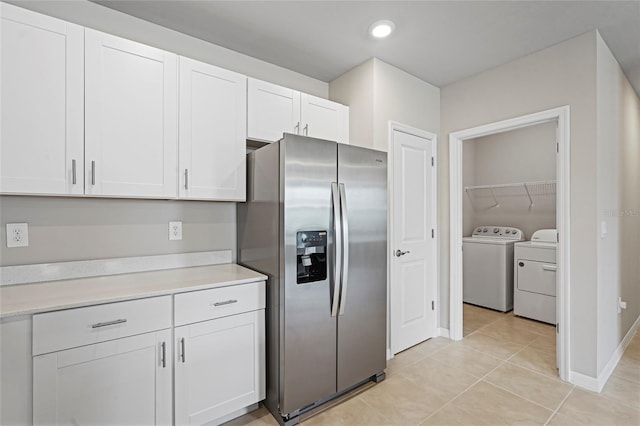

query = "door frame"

[
  {"left": 448, "top": 106, "right": 570, "bottom": 381},
  {"left": 388, "top": 121, "right": 438, "bottom": 357}
]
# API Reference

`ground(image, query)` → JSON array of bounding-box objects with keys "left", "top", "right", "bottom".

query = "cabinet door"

[
  {"left": 179, "top": 57, "right": 246, "bottom": 201},
  {"left": 175, "top": 310, "right": 265, "bottom": 425},
  {"left": 0, "top": 3, "right": 84, "bottom": 195},
  {"left": 247, "top": 78, "right": 301, "bottom": 142},
  {"left": 85, "top": 29, "right": 178, "bottom": 198},
  {"left": 301, "top": 94, "right": 349, "bottom": 144},
  {"left": 33, "top": 329, "right": 172, "bottom": 426}
]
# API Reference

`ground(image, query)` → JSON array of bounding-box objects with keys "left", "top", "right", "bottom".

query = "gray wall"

[
  {"left": 0, "top": 196, "right": 236, "bottom": 266},
  {"left": 330, "top": 58, "right": 440, "bottom": 152},
  {"left": 595, "top": 33, "right": 640, "bottom": 374},
  {"left": 1, "top": 1, "right": 331, "bottom": 268},
  {"left": 441, "top": 31, "right": 599, "bottom": 377},
  {"left": 463, "top": 121, "right": 557, "bottom": 239},
  {"left": 9, "top": 0, "right": 328, "bottom": 97}
]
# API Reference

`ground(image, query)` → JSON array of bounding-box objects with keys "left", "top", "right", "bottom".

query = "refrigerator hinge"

[
  {"left": 556, "top": 323, "right": 559, "bottom": 334},
  {"left": 431, "top": 229, "right": 435, "bottom": 238},
  {"left": 431, "top": 156, "right": 435, "bottom": 167},
  {"left": 431, "top": 301, "right": 435, "bottom": 311}
]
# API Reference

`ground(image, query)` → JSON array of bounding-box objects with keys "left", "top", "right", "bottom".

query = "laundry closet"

[{"left": 461, "top": 121, "right": 557, "bottom": 331}]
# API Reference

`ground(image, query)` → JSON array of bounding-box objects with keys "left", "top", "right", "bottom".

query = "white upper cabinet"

[
  {"left": 247, "top": 78, "right": 301, "bottom": 142},
  {"left": 247, "top": 78, "right": 349, "bottom": 144},
  {"left": 0, "top": 3, "right": 84, "bottom": 195},
  {"left": 179, "top": 57, "right": 247, "bottom": 201},
  {"left": 85, "top": 29, "right": 178, "bottom": 198},
  {"left": 300, "top": 93, "right": 349, "bottom": 144}
]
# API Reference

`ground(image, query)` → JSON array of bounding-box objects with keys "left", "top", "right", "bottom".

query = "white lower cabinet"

[
  {"left": 29, "top": 284, "right": 265, "bottom": 426},
  {"left": 174, "top": 282, "right": 266, "bottom": 425},
  {"left": 32, "top": 296, "right": 173, "bottom": 425},
  {"left": 33, "top": 329, "right": 173, "bottom": 425}
]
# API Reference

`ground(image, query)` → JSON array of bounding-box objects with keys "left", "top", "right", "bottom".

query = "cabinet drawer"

[
  {"left": 33, "top": 296, "right": 172, "bottom": 356},
  {"left": 174, "top": 281, "right": 265, "bottom": 326}
]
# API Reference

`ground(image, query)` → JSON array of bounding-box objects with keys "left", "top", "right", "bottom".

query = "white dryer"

[
  {"left": 514, "top": 229, "right": 557, "bottom": 324},
  {"left": 463, "top": 226, "right": 524, "bottom": 312}
]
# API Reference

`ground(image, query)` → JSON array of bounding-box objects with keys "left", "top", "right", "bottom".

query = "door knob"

[{"left": 395, "top": 249, "right": 410, "bottom": 257}]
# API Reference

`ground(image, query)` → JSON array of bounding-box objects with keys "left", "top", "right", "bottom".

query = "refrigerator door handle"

[
  {"left": 338, "top": 183, "right": 349, "bottom": 315},
  {"left": 331, "top": 182, "right": 342, "bottom": 317}
]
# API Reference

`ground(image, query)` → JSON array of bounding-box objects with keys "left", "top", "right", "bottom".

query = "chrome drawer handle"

[
  {"left": 212, "top": 299, "right": 238, "bottom": 307},
  {"left": 91, "top": 318, "right": 127, "bottom": 328}
]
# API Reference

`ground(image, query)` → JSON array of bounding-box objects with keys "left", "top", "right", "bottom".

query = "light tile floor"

[{"left": 228, "top": 304, "right": 640, "bottom": 425}]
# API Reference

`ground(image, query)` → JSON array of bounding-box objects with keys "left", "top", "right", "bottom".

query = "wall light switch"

[
  {"left": 6, "top": 223, "right": 29, "bottom": 248},
  {"left": 169, "top": 221, "right": 182, "bottom": 241}
]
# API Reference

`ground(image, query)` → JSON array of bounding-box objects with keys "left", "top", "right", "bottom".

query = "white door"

[
  {"left": 0, "top": 3, "right": 84, "bottom": 195},
  {"left": 300, "top": 94, "right": 349, "bottom": 144},
  {"left": 33, "top": 329, "right": 172, "bottom": 426},
  {"left": 247, "top": 78, "right": 301, "bottom": 142},
  {"left": 174, "top": 311, "right": 265, "bottom": 425},
  {"left": 85, "top": 29, "right": 178, "bottom": 198},
  {"left": 390, "top": 126, "right": 437, "bottom": 354},
  {"left": 179, "top": 57, "right": 247, "bottom": 201}
]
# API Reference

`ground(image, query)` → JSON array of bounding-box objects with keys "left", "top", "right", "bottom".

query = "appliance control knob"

[
  {"left": 505, "top": 229, "right": 511, "bottom": 234},
  {"left": 483, "top": 228, "right": 488, "bottom": 232},
  {"left": 493, "top": 228, "right": 499, "bottom": 233}
]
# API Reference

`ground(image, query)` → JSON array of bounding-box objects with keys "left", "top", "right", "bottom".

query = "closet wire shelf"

[{"left": 464, "top": 180, "right": 556, "bottom": 210}]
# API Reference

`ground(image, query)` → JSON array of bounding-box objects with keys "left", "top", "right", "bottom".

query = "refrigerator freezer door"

[
  {"left": 336, "top": 144, "right": 387, "bottom": 391},
  {"left": 280, "top": 135, "right": 338, "bottom": 415}
]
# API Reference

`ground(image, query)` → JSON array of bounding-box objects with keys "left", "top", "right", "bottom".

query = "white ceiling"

[{"left": 94, "top": 0, "right": 640, "bottom": 93}]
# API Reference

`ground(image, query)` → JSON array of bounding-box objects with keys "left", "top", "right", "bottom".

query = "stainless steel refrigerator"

[{"left": 237, "top": 134, "right": 387, "bottom": 425}]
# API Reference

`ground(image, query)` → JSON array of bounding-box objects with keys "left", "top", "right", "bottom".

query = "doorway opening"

[{"left": 449, "top": 107, "right": 570, "bottom": 381}]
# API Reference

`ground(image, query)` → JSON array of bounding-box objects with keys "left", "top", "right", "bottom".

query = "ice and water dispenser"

[{"left": 296, "top": 231, "right": 327, "bottom": 284}]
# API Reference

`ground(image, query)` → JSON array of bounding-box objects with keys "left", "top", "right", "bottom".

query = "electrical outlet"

[
  {"left": 6, "top": 223, "right": 29, "bottom": 248},
  {"left": 169, "top": 221, "right": 182, "bottom": 241}
]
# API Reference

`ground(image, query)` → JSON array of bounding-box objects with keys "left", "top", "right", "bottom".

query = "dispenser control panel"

[{"left": 296, "top": 231, "right": 327, "bottom": 284}]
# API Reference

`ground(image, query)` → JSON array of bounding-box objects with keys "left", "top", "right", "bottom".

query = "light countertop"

[{"left": 0, "top": 263, "right": 266, "bottom": 318}]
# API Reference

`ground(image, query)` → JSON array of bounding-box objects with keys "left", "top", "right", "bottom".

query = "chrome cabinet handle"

[
  {"left": 184, "top": 169, "right": 189, "bottom": 190},
  {"left": 294, "top": 122, "right": 300, "bottom": 134},
  {"left": 542, "top": 264, "right": 557, "bottom": 272},
  {"left": 91, "top": 318, "right": 127, "bottom": 328},
  {"left": 331, "top": 182, "right": 342, "bottom": 317},
  {"left": 72, "top": 159, "right": 77, "bottom": 185},
  {"left": 212, "top": 299, "right": 238, "bottom": 307},
  {"left": 303, "top": 123, "right": 308, "bottom": 136},
  {"left": 91, "top": 160, "right": 96, "bottom": 185},
  {"left": 338, "top": 183, "right": 349, "bottom": 316},
  {"left": 179, "top": 337, "right": 186, "bottom": 363},
  {"left": 160, "top": 341, "right": 166, "bottom": 368},
  {"left": 395, "top": 250, "right": 410, "bottom": 257}
]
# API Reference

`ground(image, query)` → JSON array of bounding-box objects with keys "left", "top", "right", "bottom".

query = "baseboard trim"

[
  {"left": 569, "top": 313, "right": 640, "bottom": 393},
  {"left": 569, "top": 371, "right": 599, "bottom": 392},
  {"left": 596, "top": 313, "right": 640, "bottom": 392},
  {"left": 438, "top": 328, "right": 450, "bottom": 339}
]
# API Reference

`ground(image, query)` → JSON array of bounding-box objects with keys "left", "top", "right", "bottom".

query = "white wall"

[
  {"left": 595, "top": 33, "right": 640, "bottom": 374},
  {"left": 463, "top": 122, "right": 557, "bottom": 239},
  {"left": 441, "top": 31, "right": 599, "bottom": 377}
]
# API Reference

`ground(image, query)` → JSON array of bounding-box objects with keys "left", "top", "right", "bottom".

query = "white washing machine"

[
  {"left": 463, "top": 226, "right": 524, "bottom": 312},
  {"left": 514, "top": 229, "right": 557, "bottom": 324}
]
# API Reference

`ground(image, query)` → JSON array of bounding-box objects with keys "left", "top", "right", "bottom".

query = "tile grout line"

[
  {"left": 481, "top": 377, "right": 566, "bottom": 414},
  {"left": 418, "top": 350, "right": 510, "bottom": 425},
  {"left": 543, "top": 384, "right": 576, "bottom": 425},
  {"left": 354, "top": 394, "right": 395, "bottom": 424}
]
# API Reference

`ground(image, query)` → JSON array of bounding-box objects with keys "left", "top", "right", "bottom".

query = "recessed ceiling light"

[{"left": 370, "top": 20, "right": 395, "bottom": 39}]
